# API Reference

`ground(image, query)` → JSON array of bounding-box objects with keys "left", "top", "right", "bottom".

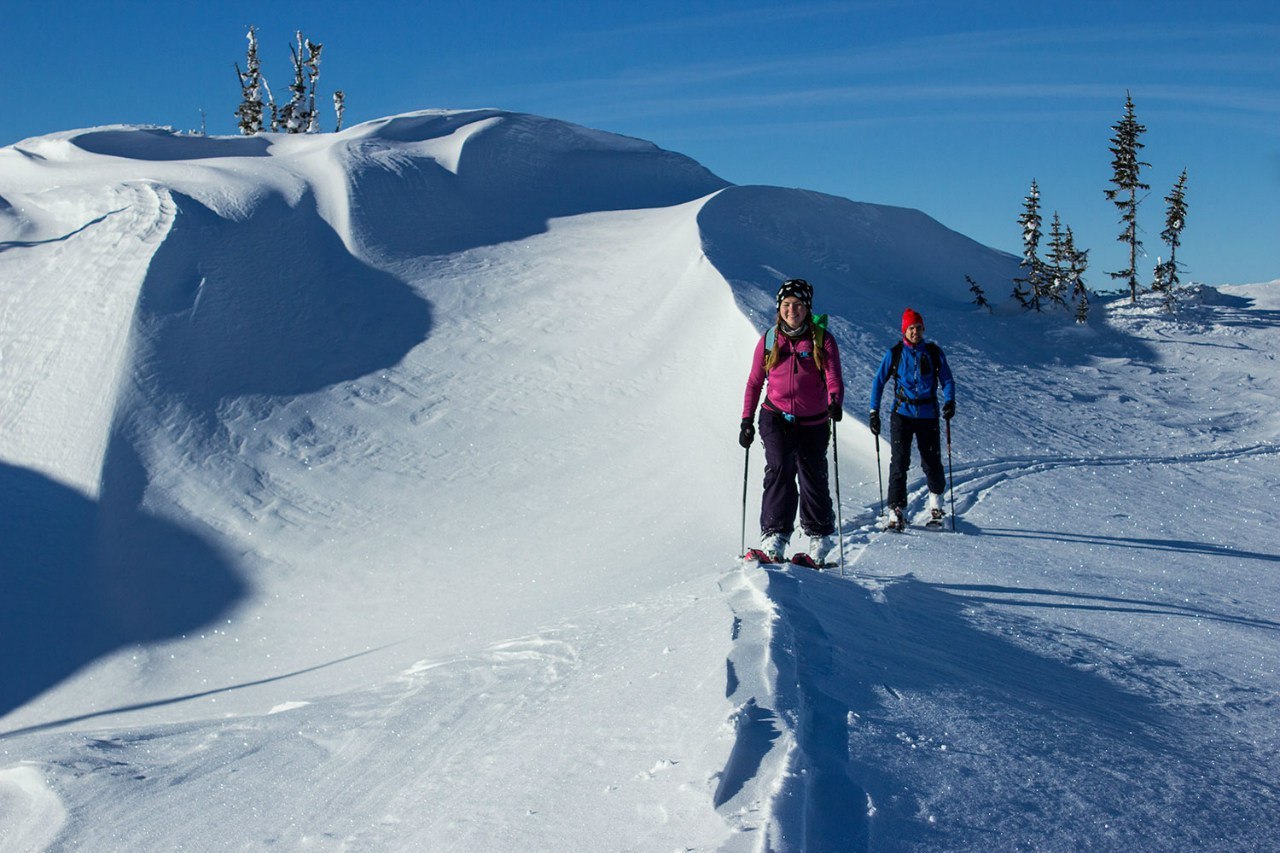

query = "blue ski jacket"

[{"left": 869, "top": 340, "right": 955, "bottom": 419}]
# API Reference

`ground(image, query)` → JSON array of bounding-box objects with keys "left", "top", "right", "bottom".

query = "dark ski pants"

[
  {"left": 759, "top": 411, "right": 835, "bottom": 538},
  {"left": 887, "top": 412, "right": 946, "bottom": 510}
]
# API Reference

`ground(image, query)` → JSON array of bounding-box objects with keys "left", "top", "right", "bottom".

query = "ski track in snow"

[
  {"left": 719, "top": 439, "right": 1280, "bottom": 850},
  {"left": 0, "top": 181, "right": 174, "bottom": 496},
  {"left": 829, "top": 441, "right": 1279, "bottom": 574}
]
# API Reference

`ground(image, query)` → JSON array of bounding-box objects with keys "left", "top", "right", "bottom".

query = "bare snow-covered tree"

[
  {"left": 278, "top": 32, "right": 308, "bottom": 133},
  {"left": 276, "top": 32, "right": 323, "bottom": 132},
  {"left": 303, "top": 37, "right": 323, "bottom": 133},
  {"left": 333, "top": 90, "right": 346, "bottom": 132},
  {"left": 236, "top": 28, "right": 337, "bottom": 134},
  {"left": 1105, "top": 91, "right": 1151, "bottom": 303},
  {"left": 264, "top": 75, "right": 280, "bottom": 132},
  {"left": 234, "top": 26, "right": 264, "bottom": 135}
]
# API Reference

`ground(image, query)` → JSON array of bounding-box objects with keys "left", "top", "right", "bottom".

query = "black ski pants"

[
  {"left": 759, "top": 410, "right": 835, "bottom": 538},
  {"left": 887, "top": 412, "right": 946, "bottom": 510}
]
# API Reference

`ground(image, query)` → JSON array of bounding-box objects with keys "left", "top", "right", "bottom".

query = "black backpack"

[{"left": 888, "top": 341, "right": 942, "bottom": 410}]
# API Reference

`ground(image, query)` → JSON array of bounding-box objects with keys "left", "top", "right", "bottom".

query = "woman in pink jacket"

[{"left": 739, "top": 279, "right": 844, "bottom": 565}]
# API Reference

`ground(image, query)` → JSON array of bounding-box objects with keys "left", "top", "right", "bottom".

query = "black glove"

[
  {"left": 942, "top": 401, "right": 955, "bottom": 421},
  {"left": 828, "top": 399, "right": 843, "bottom": 422},
  {"left": 739, "top": 417, "right": 755, "bottom": 448},
  {"left": 869, "top": 411, "right": 881, "bottom": 435}
]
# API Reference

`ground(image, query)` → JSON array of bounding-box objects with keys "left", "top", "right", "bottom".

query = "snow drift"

[{"left": 2, "top": 109, "right": 1277, "bottom": 852}]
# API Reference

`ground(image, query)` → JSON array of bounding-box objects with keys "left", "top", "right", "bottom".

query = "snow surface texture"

[{"left": 1, "top": 109, "right": 1277, "bottom": 852}]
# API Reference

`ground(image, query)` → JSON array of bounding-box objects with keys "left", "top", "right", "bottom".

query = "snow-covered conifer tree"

[
  {"left": 234, "top": 26, "right": 264, "bottom": 135},
  {"left": 1152, "top": 169, "right": 1189, "bottom": 311},
  {"left": 1066, "top": 226, "right": 1090, "bottom": 323},
  {"left": 1013, "top": 180, "right": 1046, "bottom": 311},
  {"left": 1045, "top": 212, "right": 1071, "bottom": 309},
  {"left": 966, "top": 275, "right": 992, "bottom": 313},
  {"left": 1105, "top": 92, "right": 1151, "bottom": 303},
  {"left": 1074, "top": 288, "right": 1090, "bottom": 324}
]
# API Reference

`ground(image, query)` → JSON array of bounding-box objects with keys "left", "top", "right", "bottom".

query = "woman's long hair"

[{"left": 763, "top": 313, "right": 824, "bottom": 373}]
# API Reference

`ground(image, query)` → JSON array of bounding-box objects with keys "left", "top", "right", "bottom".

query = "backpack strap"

[
  {"left": 889, "top": 341, "right": 941, "bottom": 377},
  {"left": 889, "top": 341, "right": 941, "bottom": 413},
  {"left": 765, "top": 314, "right": 828, "bottom": 373}
]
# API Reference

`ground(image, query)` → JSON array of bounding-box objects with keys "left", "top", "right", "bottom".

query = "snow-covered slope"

[{"left": 1, "top": 110, "right": 1276, "bottom": 852}]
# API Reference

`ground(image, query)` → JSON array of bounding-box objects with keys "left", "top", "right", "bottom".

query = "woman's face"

[{"left": 779, "top": 296, "right": 809, "bottom": 328}]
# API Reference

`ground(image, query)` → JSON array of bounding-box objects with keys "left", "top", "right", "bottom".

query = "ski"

[
  {"left": 743, "top": 549, "right": 835, "bottom": 570},
  {"left": 789, "top": 553, "right": 836, "bottom": 570}
]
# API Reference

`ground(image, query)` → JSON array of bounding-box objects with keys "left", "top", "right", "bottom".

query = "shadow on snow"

[
  {"left": 2, "top": 185, "right": 433, "bottom": 721},
  {"left": 756, "top": 566, "right": 1181, "bottom": 852},
  {"left": 137, "top": 189, "right": 432, "bottom": 408},
  {"left": 0, "top": 458, "right": 245, "bottom": 719}
]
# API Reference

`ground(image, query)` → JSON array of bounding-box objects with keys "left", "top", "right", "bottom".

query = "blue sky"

[{"left": 3, "top": 0, "right": 1277, "bottom": 284}]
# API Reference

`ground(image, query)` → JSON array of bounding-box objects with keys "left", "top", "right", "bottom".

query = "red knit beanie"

[{"left": 901, "top": 308, "right": 924, "bottom": 335}]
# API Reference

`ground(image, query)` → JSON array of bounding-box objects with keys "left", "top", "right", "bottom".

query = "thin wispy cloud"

[
  {"left": 569, "top": 0, "right": 902, "bottom": 39},
  {"left": 518, "top": 77, "right": 1277, "bottom": 128},
  {"left": 484, "top": 17, "right": 1278, "bottom": 119}
]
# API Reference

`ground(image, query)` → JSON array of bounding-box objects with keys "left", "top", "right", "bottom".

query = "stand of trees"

[
  {"left": 968, "top": 92, "right": 1191, "bottom": 320},
  {"left": 235, "top": 26, "right": 341, "bottom": 135}
]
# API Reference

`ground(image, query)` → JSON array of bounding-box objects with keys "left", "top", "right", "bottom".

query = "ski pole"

[
  {"left": 946, "top": 419, "right": 955, "bottom": 532},
  {"left": 832, "top": 419, "right": 845, "bottom": 576},
  {"left": 875, "top": 432, "right": 884, "bottom": 522},
  {"left": 741, "top": 444, "right": 750, "bottom": 557}
]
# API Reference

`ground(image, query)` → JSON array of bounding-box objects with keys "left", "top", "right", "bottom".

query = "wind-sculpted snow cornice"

[{"left": 341, "top": 109, "right": 730, "bottom": 259}]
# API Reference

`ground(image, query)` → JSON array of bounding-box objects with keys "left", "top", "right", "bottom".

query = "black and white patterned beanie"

[{"left": 776, "top": 278, "right": 813, "bottom": 308}]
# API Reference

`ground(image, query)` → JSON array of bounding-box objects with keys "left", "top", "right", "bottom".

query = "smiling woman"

[{"left": 740, "top": 278, "right": 844, "bottom": 566}]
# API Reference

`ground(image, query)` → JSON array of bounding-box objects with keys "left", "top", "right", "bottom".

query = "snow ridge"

[{"left": 2, "top": 109, "right": 1278, "bottom": 851}]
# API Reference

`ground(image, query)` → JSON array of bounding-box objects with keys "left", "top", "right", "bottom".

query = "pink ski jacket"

[{"left": 742, "top": 327, "right": 844, "bottom": 425}]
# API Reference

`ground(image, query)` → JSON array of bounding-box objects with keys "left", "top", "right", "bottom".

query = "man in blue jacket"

[{"left": 869, "top": 308, "right": 956, "bottom": 530}]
